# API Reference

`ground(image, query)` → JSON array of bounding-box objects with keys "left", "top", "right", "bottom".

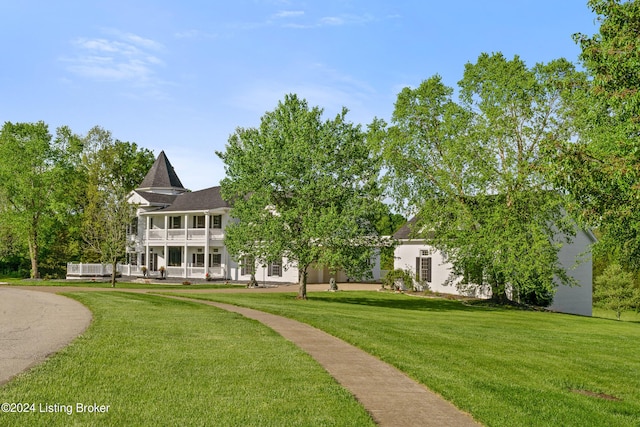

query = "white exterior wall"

[
  {"left": 232, "top": 257, "right": 300, "bottom": 284},
  {"left": 230, "top": 252, "right": 382, "bottom": 285},
  {"left": 394, "top": 231, "right": 594, "bottom": 316},
  {"left": 550, "top": 230, "right": 594, "bottom": 316},
  {"left": 394, "top": 241, "right": 457, "bottom": 294},
  {"left": 131, "top": 209, "right": 232, "bottom": 280},
  {"left": 128, "top": 192, "right": 383, "bottom": 284}
]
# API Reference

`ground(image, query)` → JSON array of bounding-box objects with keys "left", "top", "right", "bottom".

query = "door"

[{"left": 150, "top": 253, "right": 158, "bottom": 271}]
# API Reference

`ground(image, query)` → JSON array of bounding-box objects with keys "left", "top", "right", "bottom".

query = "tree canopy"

[
  {"left": 0, "top": 121, "right": 153, "bottom": 279},
  {"left": 0, "top": 121, "right": 62, "bottom": 278},
  {"left": 81, "top": 126, "right": 154, "bottom": 286},
  {"left": 554, "top": 0, "right": 640, "bottom": 271},
  {"left": 379, "top": 53, "right": 584, "bottom": 304},
  {"left": 217, "top": 94, "right": 385, "bottom": 298}
]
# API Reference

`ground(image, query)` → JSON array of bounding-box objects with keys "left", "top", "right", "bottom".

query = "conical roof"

[{"left": 136, "top": 151, "right": 186, "bottom": 193}]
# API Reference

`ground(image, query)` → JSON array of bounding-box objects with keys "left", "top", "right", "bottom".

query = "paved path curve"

[
  {"left": 167, "top": 295, "right": 480, "bottom": 427},
  {"left": 0, "top": 288, "right": 92, "bottom": 385}
]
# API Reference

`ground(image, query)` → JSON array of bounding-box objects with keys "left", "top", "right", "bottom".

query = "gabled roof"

[
  {"left": 158, "top": 186, "right": 229, "bottom": 212},
  {"left": 393, "top": 217, "right": 421, "bottom": 240},
  {"left": 134, "top": 190, "right": 179, "bottom": 206},
  {"left": 136, "top": 151, "right": 186, "bottom": 192}
]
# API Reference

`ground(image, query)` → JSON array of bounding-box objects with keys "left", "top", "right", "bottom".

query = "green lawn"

[
  {"left": 2, "top": 289, "right": 639, "bottom": 426},
  {"left": 0, "top": 278, "right": 244, "bottom": 290},
  {"left": 0, "top": 292, "right": 374, "bottom": 427},
  {"left": 167, "top": 291, "right": 640, "bottom": 427},
  {"left": 593, "top": 307, "right": 640, "bottom": 322}
]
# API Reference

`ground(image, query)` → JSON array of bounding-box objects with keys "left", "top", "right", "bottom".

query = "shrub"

[
  {"left": 519, "top": 287, "right": 554, "bottom": 307},
  {"left": 594, "top": 264, "right": 640, "bottom": 320},
  {"left": 383, "top": 269, "right": 414, "bottom": 291}
]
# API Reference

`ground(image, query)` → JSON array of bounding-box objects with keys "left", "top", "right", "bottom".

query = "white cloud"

[
  {"left": 229, "top": 64, "right": 378, "bottom": 125},
  {"left": 281, "top": 13, "right": 375, "bottom": 29},
  {"left": 319, "top": 16, "right": 344, "bottom": 26},
  {"left": 272, "top": 10, "right": 304, "bottom": 19},
  {"left": 120, "top": 32, "right": 163, "bottom": 51},
  {"left": 61, "top": 30, "right": 167, "bottom": 94},
  {"left": 174, "top": 29, "right": 218, "bottom": 40}
]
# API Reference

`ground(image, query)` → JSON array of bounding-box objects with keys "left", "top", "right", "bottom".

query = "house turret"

[{"left": 136, "top": 150, "right": 186, "bottom": 195}]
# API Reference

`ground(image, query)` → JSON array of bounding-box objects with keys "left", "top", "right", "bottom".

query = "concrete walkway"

[
  {"left": 0, "top": 288, "right": 92, "bottom": 385},
  {"left": 167, "top": 295, "right": 480, "bottom": 427}
]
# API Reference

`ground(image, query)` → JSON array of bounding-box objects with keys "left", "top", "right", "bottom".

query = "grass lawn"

[
  {"left": 0, "top": 278, "right": 244, "bottom": 290},
  {"left": 592, "top": 307, "right": 640, "bottom": 322},
  {"left": 0, "top": 292, "right": 374, "bottom": 427},
  {"left": 168, "top": 291, "right": 640, "bottom": 427}
]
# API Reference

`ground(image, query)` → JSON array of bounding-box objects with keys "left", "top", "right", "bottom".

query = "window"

[
  {"left": 127, "top": 253, "right": 137, "bottom": 266},
  {"left": 416, "top": 255, "right": 432, "bottom": 283},
  {"left": 127, "top": 218, "right": 138, "bottom": 235},
  {"left": 210, "top": 253, "right": 222, "bottom": 267},
  {"left": 169, "top": 216, "right": 182, "bottom": 229},
  {"left": 192, "top": 253, "right": 204, "bottom": 267},
  {"left": 210, "top": 215, "right": 222, "bottom": 229},
  {"left": 241, "top": 255, "right": 255, "bottom": 276},
  {"left": 149, "top": 217, "right": 154, "bottom": 229},
  {"left": 268, "top": 259, "right": 282, "bottom": 277},
  {"left": 192, "top": 215, "right": 205, "bottom": 229},
  {"left": 168, "top": 247, "right": 182, "bottom": 266}
]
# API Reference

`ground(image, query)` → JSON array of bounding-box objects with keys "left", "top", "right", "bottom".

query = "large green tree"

[
  {"left": 81, "top": 126, "right": 154, "bottom": 286},
  {"left": 0, "top": 121, "right": 62, "bottom": 278},
  {"left": 380, "top": 53, "right": 584, "bottom": 304},
  {"left": 217, "top": 94, "right": 385, "bottom": 299},
  {"left": 555, "top": 0, "right": 640, "bottom": 270}
]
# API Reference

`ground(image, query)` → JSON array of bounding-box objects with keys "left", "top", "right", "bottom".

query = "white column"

[
  {"left": 145, "top": 217, "right": 151, "bottom": 270},
  {"left": 164, "top": 216, "right": 168, "bottom": 240},
  {"left": 204, "top": 213, "right": 210, "bottom": 278}
]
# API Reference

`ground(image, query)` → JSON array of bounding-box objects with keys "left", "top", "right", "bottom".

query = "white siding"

[
  {"left": 394, "top": 231, "right": 594, "bottom": 316},
  {"left": 550, "top": 230, "right": 594, "bottom": 316},
  {"left": 394, "top": 241, "right": 458, "bottom": 294}
]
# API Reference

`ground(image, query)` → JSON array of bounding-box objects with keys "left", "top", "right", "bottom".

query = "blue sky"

[{"left": 1, "top": 1, "right": 598, "bottom": 190}]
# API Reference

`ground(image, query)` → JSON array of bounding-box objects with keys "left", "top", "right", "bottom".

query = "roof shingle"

[
  {"left": 159, "top": 186, "right": 229, "bottom": 212},
  {"left": 137, "top": 151, "right": 185, "bottom": 191}
]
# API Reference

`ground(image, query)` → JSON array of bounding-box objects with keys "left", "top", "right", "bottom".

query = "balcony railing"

[
  {"left": 148, "top": 229, "right": 165, "bottom": 240},
  {"left": 187, "top": 229, "right": 206, "bottom": 239},
  {"left": 145, "top": 228, "right": 224, "bottom": 241}
]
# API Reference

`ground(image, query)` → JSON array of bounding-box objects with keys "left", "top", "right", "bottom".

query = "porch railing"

[
  {"left": 67, "top": 263, "right": 225, "bottom": 280},
  {"left": 66, "top": 263, "right": 120, "bottom": 278}
]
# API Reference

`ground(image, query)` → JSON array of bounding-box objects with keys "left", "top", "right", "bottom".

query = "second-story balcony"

[{"left": 146, "top": 228, "right": 224, "bottom": 241}]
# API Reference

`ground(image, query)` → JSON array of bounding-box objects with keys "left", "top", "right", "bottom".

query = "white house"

[
  {"left": 393, "top": 217, "right": 595, "bottom": 316},
  {"left": 122, "top": 151, "right": 381, "bottom": 284}
]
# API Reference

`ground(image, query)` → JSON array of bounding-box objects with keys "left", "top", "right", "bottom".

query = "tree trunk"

[
  {"left": 28, "top": 237, "right": 40, "bottom": 279},
  {"left": 490, "top": 283, "right": 508, "bottom": 304},
  {"left": 110, "top": 259, "right": 117, "bottom": 288},
  {"left": 297, "top": 266, "right": 308, "bottom": 300}
]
